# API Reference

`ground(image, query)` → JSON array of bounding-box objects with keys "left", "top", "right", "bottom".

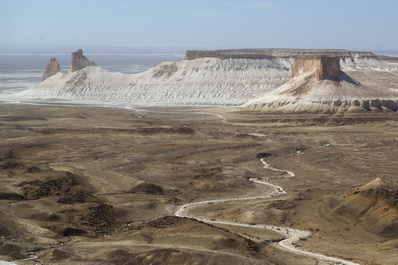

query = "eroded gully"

[{"left": 174, "top": 158, "right": 359, "bottom": 265}]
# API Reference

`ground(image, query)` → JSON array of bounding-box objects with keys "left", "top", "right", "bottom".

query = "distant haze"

[{"left": 1, "top": 0, "right": 398, "bottom": 51}]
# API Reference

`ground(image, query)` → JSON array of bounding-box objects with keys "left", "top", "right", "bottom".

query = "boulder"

[
  {"left": 42, "top": 58, "right": 60, "bottom": 81},
  {"left": 70, "top": 49, "right": 95, "bottom": 72}
]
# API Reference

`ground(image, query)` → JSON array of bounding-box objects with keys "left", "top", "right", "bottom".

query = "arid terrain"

[{"left": 0, "top": 102, "right": 397, "bottom": 264}]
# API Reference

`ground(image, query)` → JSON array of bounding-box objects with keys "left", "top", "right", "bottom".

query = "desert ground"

[{"left": 0, "top": 102, "right": 397, "bottom": 265}]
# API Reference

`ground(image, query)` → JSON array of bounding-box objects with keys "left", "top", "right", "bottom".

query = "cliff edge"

[
  {"left": 244, "top": 55, "right": 398, "bottom": 113},
  {"left": 185, "top": 49, "right": 376, "bottom": 60},
  {"left": 14, "top": 48, "right": 398, "bottom": 107},
  {"left": 291, "top": 56, "right": 341, "bottom": 80}
]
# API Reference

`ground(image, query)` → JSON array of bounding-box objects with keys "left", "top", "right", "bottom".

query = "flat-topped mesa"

[
  {"left": 70, "top": 49, "right": 96, "bottom": 72},
  {"left": 20, "top": 47, "right": 398, "bottom": 109},
  {"left": 292, "top": 56, "right": 342, "bottom": 81},
  {"left": 243, "top": 54, "right": 398, "bottom": 113},
  {"left": 42, "top": 58, "right": 61, "bottom": 81},
  {"left": 185, "top": 49, "right": 376, "bottom": 60}
]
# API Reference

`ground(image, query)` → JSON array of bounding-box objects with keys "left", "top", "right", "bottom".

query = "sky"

[{"left": 1, "top": 0, "right": 398, "bottom": 51}]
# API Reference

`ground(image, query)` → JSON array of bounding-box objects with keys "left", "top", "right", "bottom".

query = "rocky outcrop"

[
  {"left": 186, "top": 49, "right": 377, "bottom": 60},
  {"left": 291, "top": 56, "right": 341, "bottom": 80},
  {"left": 41, "top": 50, "right": 96, "bottom": 81},
  {"left": 42, "top": 58, "right": 60, "bottom": 81},
  {"left": 244, "top": 56, "right": 398, "bottom": 113},
  {"left": 70, "top": 49, "right": 95, "bottom": 72},
  {"left": 17, "top": 49, "right": 398, "bottom": 107}
]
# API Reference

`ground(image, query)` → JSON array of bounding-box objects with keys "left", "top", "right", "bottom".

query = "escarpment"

[
  {"left": 15, "top": 48, "right": 398, "bottom": 108},
  {"left": 244, "top": 55, "right": 398, "bottom": 113},
  {"left": 291, "top": 56, "right": 342, "bottom": 80},
  {"left": 185, "top": 49, "right": 376, "bottom": 60}
]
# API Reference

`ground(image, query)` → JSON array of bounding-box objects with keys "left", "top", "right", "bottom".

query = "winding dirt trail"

[{"left": 174, "top": 158, "right": 360, "bottom": 265}]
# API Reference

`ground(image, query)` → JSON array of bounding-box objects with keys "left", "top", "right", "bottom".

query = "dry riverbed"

[{"left": 0, "top": 102, "right": 398, "bottom": 264}]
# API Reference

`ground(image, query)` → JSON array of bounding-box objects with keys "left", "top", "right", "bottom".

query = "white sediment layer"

[
  {"left": 15, "top": 58, "right": 290, "bottom": 105},
  {"left": 244, "top": 70, "right": 398, "bottom": 112},
  {"left": 0, "top": 261, "right": 17, "bottom": 265},
  {"left": 12, "top": 55, "right": 398, "bottom": 106}
]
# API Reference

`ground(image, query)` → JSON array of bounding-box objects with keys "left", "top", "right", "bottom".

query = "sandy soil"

[{"left": 0, "top": 102, "right": 397, "bottom": 264}]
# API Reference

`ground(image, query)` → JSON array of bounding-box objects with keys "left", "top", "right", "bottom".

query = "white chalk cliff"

[
  {"left": 244, "top": 56, "right": 398, "bottom": 112},
  {"left": 16, "top": 49, "right": 398, "bottom": 107}
]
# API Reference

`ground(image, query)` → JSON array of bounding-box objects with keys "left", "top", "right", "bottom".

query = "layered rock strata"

[
  {"left": 14, "top": 49, "right": 398, "bottom": 107},
  {"left": 291, "top": 56, "right": 341, "bottom": 80},
  {"left": 186, "top": 49, "right": 376, "bottom": 60},
  {"left": 333, "top": 178, "right": 398, "bottom": 237},
  {"left": 244, "top": 56, "right": 398, "bottom": 113},
  {"left": 42, "top": 58, "right": 60, "bottom": 81}
]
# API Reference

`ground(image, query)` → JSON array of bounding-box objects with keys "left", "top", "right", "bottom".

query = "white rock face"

[
  {"left": 244, "top": 56, "right": 398, "bottom": 113},
  {"left": 15, "top": 51, "right": 398, "bottom": 106},
  {"left": 17, "top": 57, "right": 291, "bottom": 105}
]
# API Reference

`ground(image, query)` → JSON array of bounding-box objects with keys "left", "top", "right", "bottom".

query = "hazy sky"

[{"left": 1, "top": 0, "right": 397, "bottom": 50}]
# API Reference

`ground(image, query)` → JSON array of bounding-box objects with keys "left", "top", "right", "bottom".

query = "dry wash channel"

[
  {"left": 175, "top": 158, "right": 359, "bottom": 265},
  {"left": 1, "top": 103, "right": 397, "bottom": 264}
]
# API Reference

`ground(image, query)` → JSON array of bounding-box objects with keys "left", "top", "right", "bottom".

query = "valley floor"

[{"left": 0, "top": 102, "right": 397, "bottom": 264}]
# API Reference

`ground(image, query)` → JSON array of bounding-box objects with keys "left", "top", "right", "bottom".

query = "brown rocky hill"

[{"left": 333, "top": 178, "right": 398, "bottom": 237}]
